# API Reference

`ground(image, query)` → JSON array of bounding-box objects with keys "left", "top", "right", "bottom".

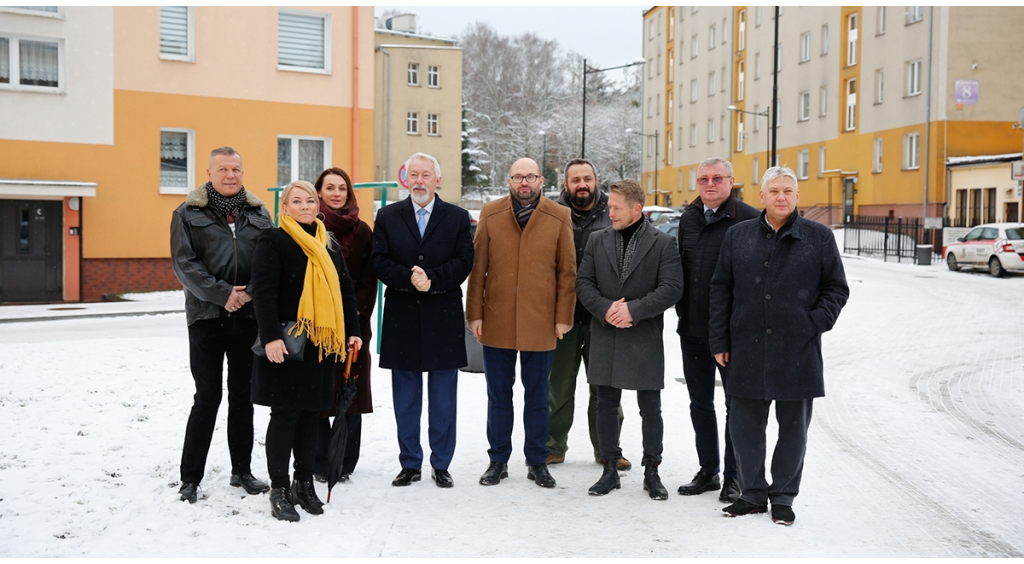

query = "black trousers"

[
  {"left": 180, "top": 317, "right": 257, "bottom": 484},
  {"left": 314, "top": 413, "right": 362, "bottom": 476},
  {"left": 680, "top": 335, "right": 736, "bottom": 478},
  {"left": 729, "top": 396, "right": 814, "bottom": 506},
  {"left": 266, "top": 407, "right": 319, "bottom": 489},
  {"left": 595, "top": 385, "right": 663, "bottom": 466}
]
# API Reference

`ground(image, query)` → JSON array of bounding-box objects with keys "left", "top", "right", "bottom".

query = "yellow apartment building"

[{"left": 0, "top": 6, "right": 375, "bottom": 302}]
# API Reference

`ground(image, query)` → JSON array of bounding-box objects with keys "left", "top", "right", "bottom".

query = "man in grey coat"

[
  {"left": 709, "top": 166, "right": 849, "bottom": 525},
  {"left": 576, "top": 179, "right": 684, "bottom": 500}
]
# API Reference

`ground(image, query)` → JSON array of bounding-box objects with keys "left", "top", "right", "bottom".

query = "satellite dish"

[{"left": 1017, "top": 107, "right": 1024, "bottom": 128}]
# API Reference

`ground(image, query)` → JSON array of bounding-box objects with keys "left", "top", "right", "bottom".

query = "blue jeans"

[
  {"left": 680, "top": 335, "right": 736, "bottom": 479},
  {"left": 391, "top": 369, "right": 458, "bottom": 470},
  {"left": 482, "top": 346, "right": 554, "bottom": 466}
]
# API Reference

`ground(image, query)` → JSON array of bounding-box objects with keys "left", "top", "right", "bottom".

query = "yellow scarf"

[{"left": 279, "top": 214, "right": 346, "bottom": 361}]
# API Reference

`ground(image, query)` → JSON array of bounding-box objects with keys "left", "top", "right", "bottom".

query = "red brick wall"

[{"left": 82, "top": 258, "right": 181, "bottom": 301}]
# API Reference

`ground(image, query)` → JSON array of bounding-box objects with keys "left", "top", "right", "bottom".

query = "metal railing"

[{"left": 843, "top": 215, "right": 930, "bottom": 263}]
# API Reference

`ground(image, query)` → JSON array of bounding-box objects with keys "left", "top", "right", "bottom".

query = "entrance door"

[
  {"left": 1005, "top": 202, "right": 1019, "bottom": 223},
  {"left": 0, "top": 200, "right": 63, "bottom": 302}
]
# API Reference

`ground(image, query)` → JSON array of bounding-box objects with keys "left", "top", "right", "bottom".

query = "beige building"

[
  {"left": 948, "top": 153, "right": 1023, "bottom": 226},
  {"left": 374, "top": 15, "right": 462, "bottom": 198}
]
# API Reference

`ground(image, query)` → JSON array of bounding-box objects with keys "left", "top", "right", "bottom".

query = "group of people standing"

[{"left": 170, "top": 146, "right": 848, "bottom": 527}]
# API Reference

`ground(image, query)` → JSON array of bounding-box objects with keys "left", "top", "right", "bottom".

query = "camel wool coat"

[{"left": 466, "top": 195, "right": 577, "bottom": 352}]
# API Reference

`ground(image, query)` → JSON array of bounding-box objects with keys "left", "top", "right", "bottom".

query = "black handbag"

[{"left": 252, "top": 321, "right": 307, "bottom": 361}]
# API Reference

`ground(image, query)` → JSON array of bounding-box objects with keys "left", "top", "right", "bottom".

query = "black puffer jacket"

[
  {"left": 675, "top": 193, "right": 759, "bottom": 338},
  {"left": 170, "top": 184, "right": 273, "bottom": 325},
  {"left": 557, "top": 189, "right": 612, "bottom": 326}
]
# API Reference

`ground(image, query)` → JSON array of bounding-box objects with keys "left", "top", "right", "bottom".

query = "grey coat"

[
  {"left": 708, "top": 211, "right": 849, "bottom": 401},
  {"left": 576, "top": 220, "right": 684, "bottom": 390}
]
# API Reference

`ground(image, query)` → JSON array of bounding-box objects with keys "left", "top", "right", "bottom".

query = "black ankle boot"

[
  {"left": 588, "top": 459, "right": 621, "bottom": 496},
  {"left": 291, "top": 479, "right": 324, "bottom": 515},
  {"left": 643, "top": 463, "right": 668, "bottom": 500},
  {"left": 269, "top": 487, "right": 300, "bottom": 522}
]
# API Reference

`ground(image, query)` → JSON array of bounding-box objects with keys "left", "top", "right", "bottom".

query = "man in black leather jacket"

[{"left": 170, "top": 147, "right": 273, "bottom": 503}]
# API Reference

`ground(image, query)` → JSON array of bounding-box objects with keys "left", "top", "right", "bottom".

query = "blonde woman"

[{"left": 250, "top": 180, "right": 361, "bottom": 522}]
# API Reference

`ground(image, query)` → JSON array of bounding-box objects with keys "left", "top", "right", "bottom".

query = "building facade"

[
  {"left": 642, "top": 6, "right": 1024, "bottom": 225},
  {"left": 373, "top": 15, "right": 462, "bottom": 198},
  {"left": 0, "top": 6, "right": 375, "bottom": 302}
]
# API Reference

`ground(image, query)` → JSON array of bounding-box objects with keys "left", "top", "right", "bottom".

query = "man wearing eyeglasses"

[
  {"left": 674, "top": 157, "right": 758, "bottom": 503},
  {"left": 467, "top": 157, "right": 577, "bottom": 489}
]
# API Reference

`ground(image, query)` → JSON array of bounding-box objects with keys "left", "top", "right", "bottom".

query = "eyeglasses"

[
  {"left": 509, "top": 174, "right": 541, "bottom": 183},
  {"left": 697, "top": 175, "right": 732, "bottom": 186}
]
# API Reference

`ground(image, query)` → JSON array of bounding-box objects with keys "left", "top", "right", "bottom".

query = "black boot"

[
  {"left": 588, "top": 459, "right": 621, "bottom": 496},
  {"left": 291, "top": 479, "right": 324, "bottom": 515},
  {"left": 643, "top": 463, "right": 668, "bottom": 500},
  {"left": 269, "top": 487, "right": 300, "bottom": 522}
]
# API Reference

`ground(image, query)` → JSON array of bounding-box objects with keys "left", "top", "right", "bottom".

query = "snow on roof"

[{"left": 946, "top": 152, "right": 1023, "bottom": 166}]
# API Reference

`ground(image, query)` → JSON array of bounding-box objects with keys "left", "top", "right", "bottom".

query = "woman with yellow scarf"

[{"left": 250, "top": 180, "right": 361, "bottom": 522}]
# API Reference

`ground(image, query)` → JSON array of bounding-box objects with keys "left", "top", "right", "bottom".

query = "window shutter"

[
  {"left": 160, "top": 6, "right": 189, "bottom": 57},
  {"left": 278, "top": 11, "right": 325, "bottom": 70}
]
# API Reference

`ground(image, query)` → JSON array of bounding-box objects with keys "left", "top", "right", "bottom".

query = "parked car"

[
  {"left": 643, "top": 205, "right": 676, "bottom": 224},
  {"left": 945, "top": 223, "right": 1024, "bottom": 277},
  {"left": 468, "top": 209, "right": 481, "bottom": 239},
  {"left": 651, "top": 210, "right": 681, "bottom": 228},
  {"left": 655, "top": 217, "right": 679, "bottom": 239}
]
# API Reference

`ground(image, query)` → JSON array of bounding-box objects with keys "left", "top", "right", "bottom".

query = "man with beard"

[
  {"left": 370, "top": 152, "right": 474, "bottom": 489},
  {"left": 467, "top": 157, "right": 576, "bottom": 489},
  {"left": 546, "top": 159, "right": 631, "bottom": 471}
]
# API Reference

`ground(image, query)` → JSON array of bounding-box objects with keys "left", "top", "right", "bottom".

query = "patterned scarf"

[
  {"left": 319, "top": 199, "right": 361, "bottom": 260},
  {"left": 279, "top": 214, "right": 347, "bottom": 361},
  {"left": 204, "top": 182, "right": 248, "bottom": 217},
  {"left": 512, "top": 197, "right": 539, "bottom": 230},
  {"left": 615, "top": 217, "right": 648, "bottom": 282}
]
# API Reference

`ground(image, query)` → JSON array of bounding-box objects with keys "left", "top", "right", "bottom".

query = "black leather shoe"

[
  {"left": 643, "top": 464, "right": 668, "bottom": 500},
  {"left": 392, "top": 468, "right": 421, "bottom": 487},
  {"left": 771, "top": 504, "right": 795, "bottom": 525},
  {"left": 588, "top": 459, "right": 620, "bottom": 496},
  {"left": 719, "top": 477, "right": 741, "bottom": 503},
  {"left": 290, "top": 479, "right": 324, "bottom": 515},
  {"left": 431, "top": 468, "right": 454, "bottom": 488},
  {"left": 479, "top": 462, "right": 509, "bottom": 486},
  {"left": 179, "top": 482, "right": 199, "bottom": 503},
  {"left": 677, "top": 470, "right": 721, "bottom": 496},
  {"left": 527, "top": 464, "right": 556, "bottom": 488},
  {"left": 270, "top": 487, "right": 300, "bottom": 522},
  {"left": 722, "top": 498, "right": 768, "bottom": 517},
  {"left": 230, "top": 472, "right": 270, "bottom": 495}
]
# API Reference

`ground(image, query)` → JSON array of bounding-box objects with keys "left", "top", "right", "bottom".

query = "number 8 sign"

[{"left": 955, "top": 80, "right": 978, "bottom": 105}]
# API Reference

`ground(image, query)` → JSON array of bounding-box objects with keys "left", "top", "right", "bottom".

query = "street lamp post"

[
  {"left": 537, "top": 129, "right": 547, "bottom": 185},
  {"left": 627, "top": 128, "right": 659, "bottom": 206},
  {"left": 728, "top": 104, "right": 771, "bottom": 177},
  {"left": 582, "top": 57, "right": 646, "bottom": 158}
]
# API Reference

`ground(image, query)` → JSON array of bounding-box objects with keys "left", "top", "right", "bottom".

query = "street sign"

[
  {"left": 1012, "top": 160, "right": 1024, "bottom": 181},
  {"left": 954, "top": 80, "right": 979, "bottom": 105},
  {"left": 398, "top": 163, "right": 408, "bottom": 188}
]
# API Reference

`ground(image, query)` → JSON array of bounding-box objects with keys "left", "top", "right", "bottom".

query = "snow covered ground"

[{"left": 1, "top": 256, "right": 1022, "bottom": 558}]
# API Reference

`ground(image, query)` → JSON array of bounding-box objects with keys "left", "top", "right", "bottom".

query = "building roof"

[
  {"left": 374, "top": 28, "right": 459, "bottom": 47},
  {"left": 946, "top": 152, "right": 1023, "bottom": 167}
]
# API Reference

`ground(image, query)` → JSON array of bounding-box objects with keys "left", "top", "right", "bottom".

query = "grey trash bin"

[{"left": 916, "top": 244, "right": 932, "bottom": 266}]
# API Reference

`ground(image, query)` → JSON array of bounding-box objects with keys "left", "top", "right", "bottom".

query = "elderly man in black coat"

[
  {"left": 709, "top": 166, "right": 849, "bottom": 526},
  {"left": 370, "top": 152, "right": 474, "bottom": 489},
  {"left": 576, "top": 179, "right": 683, "bottom": 500}
]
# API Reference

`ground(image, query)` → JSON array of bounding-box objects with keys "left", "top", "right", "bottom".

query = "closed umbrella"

[{"left": 326, "top": 345, "right": 358, "bottom": 503}]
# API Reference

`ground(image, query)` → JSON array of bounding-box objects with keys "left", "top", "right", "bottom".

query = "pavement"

[{"left": 0, "top": 291, "right": 184, "bottom": 323}]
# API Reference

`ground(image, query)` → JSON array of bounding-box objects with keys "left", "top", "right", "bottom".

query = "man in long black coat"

[
  {"left": 709, "top": 166, "right": 849, "bottom": 526},
  {"left": 370, "top": 152, "right": 474, "bottom": 489}
]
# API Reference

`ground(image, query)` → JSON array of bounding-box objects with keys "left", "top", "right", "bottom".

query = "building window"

[
  {"left": 820, "top": 86, "right": 828, "bottom": 116},
  {"left": 669, "top": 8, "right": 675, "bottom": 40},
  {"left": 721, "top": 66, "right": 727, "bottom": 92},
  {"left": 689, "top": 167, "right": 697, "bottom": 191},
  {"left": 775, "top": 98, "right": 781, "bottom": 127},
  {"left": 738, "top": 10, "right": 746, "bottom": 51},
  {"left": 657, "top": 12, "right": 662, "bottom": 35},
  {"left": 753, "top": 105, "right": 760, "bottom": 131},
  {"left": 722, "top": 18, "right": 728, "bottom": 44},
  {"left": 668, "top": 92, "right": 674, "bottom": 123},
  {"left": 903, "top": 132, "right": 920, "bottom": 169},
  {"left": 668, "top": 52, "right": 674, "bottom": 82},
  {"left": 776, "top": 45, "right": 782, "bottom": 72},
  {"left": 426, "top": 113, "right": 439, "bottom": 136},
  {"left": 406, "top": 112, "right": 419, "bottom": 135},
  {"left": 691, "top": 34, "right": 699, "bottom": 59},
  {"left": 873, "top": 138, "right": 883, "bottom": 172},
  {"left": 821, "top": 24, "right": 829, "bottom": 55},
  {"left": 755, "top": 6, "right": 762, "bottom": 27},
  {"left": 877, "top": 7, "right": 886, "bottom": 35},
  {"left": 847, "top": 13, "right": 858, "bottom": 66},
  {"left": 708, "top": 72, "right": 716, "bottom": 96},
  {"left": 875, "top": 69, "right": 884, "bottom": 103},
  {"left": 707, "top": 118, "right": 715, "bottom": 143},
  {"left": 908, "top": 6, "right": 924, "bottom": 24},
  {"left": 801, "top": 32, "right": 811, "bottom": 62},
  {"left": 845, "top": 79, "right": 857, "bottom": 131},
  {"left": 160, "top": 128, "right": 194, "bottom": 194},
  {"left": 656, "top": 52, "right": 661, "bottom": 76},
  {"left": 799, "top": 91, "right": 810, "bottom": 121},
  {"left": 647, "top": 97, "right": 653, "bottom": 117},
  {"left": 709, "top": 25, "right": 717, "bottom": 50},
  {"left": 819, "top": 146, "right": 827, "bottom": 175},
  {"left": 690, "top": 79, "right": 698, "bottom": 103},
  {"left": 667, "top": 132, "right": 674, "bottom": 165},
  {"left": 0, "top": 35, "right": 62, "bottom": 90},
  {"left": 753, "top": 157, "right": 760, "bottom": 184},
  {"left": 648, "top": 137, "right": 655, "bottom": 157},
  {"left": 427, "top": 65, "right": 439, "bottom": 88},
  {"left": 278, "top": 9, "right": 329, "bottom": 72},
  {"left": 656, "top": 92, "right": 660, "bottom": 115},
  {"left": 720, "top": 115, "right": 726, "bottom": 141},
  {"left": 678, "top": 84, "right": 685, "bottom": 106},
  {"left": 754, "top": 53, "right": 761, "bottom": 80},
  {"left": 648, "top": 58, "right": 654, "bottom": 79},
  {"left": 798, "top": 150, "right": 809, "bottom": 179},
  {"left": 907, "top": 59, "right": 922, "bottom": 96},
  {"left": 160, "top": 6, "right": 194, "bottom": 61},
  {"left": 407, "top": 62, "right": 419, "bottom": 86},
  {"left": 690, "top": 123, "right": 697, "bottom": 147},
  {"left": 277, "top": 136, "right": 328, "bottom": 186},
  {"left": 736, "top": 117, "right": 744, "bottom": 152},
  {"left": 737, "top": 61, "right": 745, "bottom": 101},
  {"left": 648, "top": 19, "right": 654, "bottom": 41},
  {"left": 0, "top": 6, "right": 60, "bottom": 16}
]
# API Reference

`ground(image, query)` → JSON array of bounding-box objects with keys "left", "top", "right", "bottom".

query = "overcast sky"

[{"left": 375, "top": 6, "right": 646, "bottom": 73}]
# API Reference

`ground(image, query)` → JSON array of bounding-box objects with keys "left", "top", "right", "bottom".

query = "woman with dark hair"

[
  {"left": 312, "top": 167, "right": 377, "bottom": 483},
  {"left": 250, "top": 180, "right": 361, "bottom": 522}
]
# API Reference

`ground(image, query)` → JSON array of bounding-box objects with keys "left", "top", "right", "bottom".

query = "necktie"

[
  {"left": 704, "top": 208, "right": 715, "bottom": 223},
  {"left": 417, "top": 208, "right": 428, "bottom": 236}
]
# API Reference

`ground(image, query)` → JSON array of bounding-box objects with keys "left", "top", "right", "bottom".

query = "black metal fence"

[{"left": 843, "top": 215, "right": 940, "bottom": 264}]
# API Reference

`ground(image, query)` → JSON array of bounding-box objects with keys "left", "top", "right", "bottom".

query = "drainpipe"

[
  {"left": 377, "top": 46, "right": 391, "bottom": 181},
  {"left": 351, "top": 6, "right": 360, "bottom": 180},
  {"left": 923, "top": 6, "right": 933, "bottom": 219}
]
